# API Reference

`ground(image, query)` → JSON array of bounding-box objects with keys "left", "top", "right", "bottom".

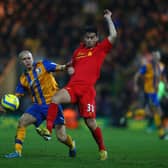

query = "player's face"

[
  {"left": 84, "top": 32, "right": 98, "bottom": 48},
  {"left": 21, "top": 53, "right": 34, "bottom": 70}
]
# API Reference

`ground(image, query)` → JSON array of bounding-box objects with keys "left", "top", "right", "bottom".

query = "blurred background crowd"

[{"left": 0, "top": 0, "right": 168, "bottom": 126}]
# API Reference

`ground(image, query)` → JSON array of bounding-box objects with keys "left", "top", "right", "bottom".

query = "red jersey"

[{"left": 68, "top": 38, "right": 112, "bottom": 85}]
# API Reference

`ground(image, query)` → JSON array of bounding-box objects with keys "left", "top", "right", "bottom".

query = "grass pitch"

[{"left": 0, "top": 124, "right": 168, "bottom": 168}]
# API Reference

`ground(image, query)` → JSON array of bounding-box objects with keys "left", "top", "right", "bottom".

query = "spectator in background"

[{"left": 0, "top": 0, "right": 167, "bottom": 122}]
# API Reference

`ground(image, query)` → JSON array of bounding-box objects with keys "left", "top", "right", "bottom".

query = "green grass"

[{"left": 0, "top": 125, "right": 168, "bottom": 168}]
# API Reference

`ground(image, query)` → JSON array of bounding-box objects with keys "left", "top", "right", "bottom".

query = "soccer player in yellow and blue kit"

[
  {"left": 4, "top": 50, "right": 76, "bottom": 158},
  {"left": 134, "top": 51, "right": 167, "bottom": 140}
]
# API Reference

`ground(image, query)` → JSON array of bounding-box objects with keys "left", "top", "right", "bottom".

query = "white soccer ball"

[{"left": 1, "top": 94, "right": 20, "bottom": 111}]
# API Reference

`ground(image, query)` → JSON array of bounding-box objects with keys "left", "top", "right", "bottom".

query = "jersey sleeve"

[
  {"left": 15, "top": 80, "right": 26, "bottom": 96},
  {"left": 71, "top": 49, "right": 78, "bottom": 65},
  {"left": 43, "top": 60, "right": 57, "bottom": 72},
  {"left": 139, "top": 65, "right": 146, "bottom": 74},
  {"left": 98, "top": 38, "right": 113, "bottom": 53}
]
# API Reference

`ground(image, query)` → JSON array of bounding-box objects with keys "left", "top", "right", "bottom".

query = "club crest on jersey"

[{"left": 88, "top": 51, "right": 92, "bottom": 56}]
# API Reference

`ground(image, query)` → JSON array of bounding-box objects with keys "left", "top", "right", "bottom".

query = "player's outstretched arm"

[
  {"left": 104, "top": 9, "right": 117, "bottom": 43},
  {"left": 134, "top": 72, "right": 141, "bottom": 93},
  {"left": 56, "top": 62, "right": 75, "bottom": 75},
  {"left": 56, "top": 64, "right": 66, "bottom": 71},
  {"left": 65, "top": 61, "right": 75, "bottom": 75}
]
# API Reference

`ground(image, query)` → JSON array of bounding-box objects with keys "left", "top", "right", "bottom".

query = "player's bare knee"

[
  {"left": 85, "top": 118, "right": 97, "bottom": 131},
  {"left": 18, "top": 114, "right": 36, "bottom": 127},
  {"left": 51, "top": 96, "right": 60, "bottom": 104},
  {"left": 18, "top": 118, "right": 26, "bottom": 127}
]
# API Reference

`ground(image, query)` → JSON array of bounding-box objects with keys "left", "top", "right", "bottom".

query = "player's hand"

[
  {"left": 104, "top": 9, "right": 112, "bottom": 20},
  {"left": 67, "top": 66, "right": 75, "bottom": 75},
  {"left": 66, "top": 61, "right": 73, "bottom": 68}
]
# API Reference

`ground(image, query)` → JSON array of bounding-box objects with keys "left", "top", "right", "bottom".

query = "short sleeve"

[
  {"left": 43, "top": 60, "right": 57, "bottom": 72},
  {"left": 98, "top": 38, "right": 113, "bottom": 53},
  {"left": 139, "top": 65, "right": 147, "bottom": 74},
  {"left": 15, "top": 80, "right": 26, "bottom": 96}
]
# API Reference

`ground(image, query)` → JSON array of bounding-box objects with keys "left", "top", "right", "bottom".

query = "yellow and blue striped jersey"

[
  {"left": 16, "top": 60, "right": 59, "bottom": 104},
  {"left": 139, "top": 61, "right": 161, "bottom": 93}
]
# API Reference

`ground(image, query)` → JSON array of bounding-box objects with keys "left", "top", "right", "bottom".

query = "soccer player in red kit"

[{"left": 46, "top": 9, "right": 117, "bottom": 160}]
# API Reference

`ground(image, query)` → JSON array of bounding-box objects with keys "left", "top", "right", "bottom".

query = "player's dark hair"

[{"left": 83, "top": 25, "right": 98, "bottom": 35}]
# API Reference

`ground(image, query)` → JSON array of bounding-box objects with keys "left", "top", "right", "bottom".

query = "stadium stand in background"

[{"left": 0, "top": 0, "right": 167, "bottom": 126}]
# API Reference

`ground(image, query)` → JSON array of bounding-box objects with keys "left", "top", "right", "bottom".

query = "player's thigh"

[
  {"left": 79, "top": 87, "right": 96, "bottom": 118},
  {"left": 18, "top": 113, "right": 37, "bottom": 127},
  {"left": 51, "top": 88, "right": 71, "bottom": 104}
]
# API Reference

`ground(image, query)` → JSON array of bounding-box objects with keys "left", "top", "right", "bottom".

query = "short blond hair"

[{"left": 18, "top": 50, "right": 32, "bottom": 59}]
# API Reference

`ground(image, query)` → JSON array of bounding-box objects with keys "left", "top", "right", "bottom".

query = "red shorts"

[{"left": 64, "top": 84, "right": 96, "bottom": 118}]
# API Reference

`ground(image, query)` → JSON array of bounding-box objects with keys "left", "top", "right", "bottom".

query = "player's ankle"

[{"left": 16, "top": 150, "right": 22, "bottom": 156}]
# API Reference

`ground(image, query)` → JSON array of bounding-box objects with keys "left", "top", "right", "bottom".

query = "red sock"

[
  {"left": 47, "top": 103, "right": 58, "bottom": 133},
  {"left": 92, "top": 127, "right": 106, "bottom": 151}
]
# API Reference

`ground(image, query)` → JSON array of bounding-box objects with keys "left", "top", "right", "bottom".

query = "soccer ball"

[{"left": 1, "top": 94, "right": 20, "bottom": 111}]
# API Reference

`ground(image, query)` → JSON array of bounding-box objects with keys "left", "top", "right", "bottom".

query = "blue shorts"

[
  {"left": 25, "top": 103, "right": 64, "bottom": 127},
  {"left": 144, "top": 93, "right": 160, "bottom": 107}
]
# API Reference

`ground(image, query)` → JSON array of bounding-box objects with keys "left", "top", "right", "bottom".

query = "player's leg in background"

[
  {"left": 84, "top": 118, "right": 107, "bottom": 160},
  {"left": 4, "top": 113, "right": 36, "bottom": 158},
  {"left": 143, "top": 94, "right": 155, "bottom": 132},
  {"left": 148, "top": 93, "right": 167, "bottom": 139},
  {"left": 151, "top": 105, "right": 167, "bottom": 139},
  {"left": 145, "top": 106, "right": 156, "bottom": 133}
]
